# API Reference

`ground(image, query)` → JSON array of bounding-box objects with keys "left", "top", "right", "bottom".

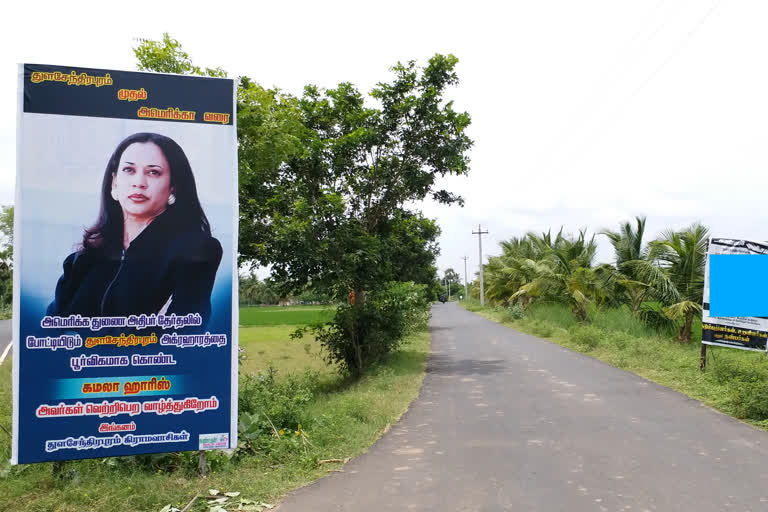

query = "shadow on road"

[{"left": 426, "top": 353, "right": 507, "bottom": 376}]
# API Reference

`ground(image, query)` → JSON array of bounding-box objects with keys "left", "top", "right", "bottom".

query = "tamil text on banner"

[{"left": 12, "top": 64, "right": 238, "bottom": 464}]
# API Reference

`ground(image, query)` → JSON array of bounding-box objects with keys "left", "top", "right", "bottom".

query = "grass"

[
  {"left": 462, "top": 301, "right": 768, "bottom": 431},
  {"left": 0, "top": 311, "right": 431, "bottom": 512},
  {"left": 239, "top": 325, "right": 332, "bottom": 375},
  {"left": 239, "top": 305, "right": 336, "bottom": 327}
]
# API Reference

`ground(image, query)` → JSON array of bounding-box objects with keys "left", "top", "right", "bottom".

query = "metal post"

[
  {"left": 462, "top": 256, "right": 469, "bottom": 300},
  {"left": 472, "top": 224, "right": 489, "bottom": 305}
]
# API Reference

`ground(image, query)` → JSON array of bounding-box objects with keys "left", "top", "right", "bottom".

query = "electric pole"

[
  {"left": 462, "top": 256, "right": 469, "bottom": 301},
  {"left": 472, "top": 224, "right": 489, "bottom": 305}
]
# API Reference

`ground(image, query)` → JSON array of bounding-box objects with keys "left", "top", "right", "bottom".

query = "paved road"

[{"left": 277, "top": 303, "right": 768, "bottom": 511}]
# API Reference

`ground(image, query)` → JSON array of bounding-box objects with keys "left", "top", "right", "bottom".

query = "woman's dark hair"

[{"left": 82, "top": 132, "right": 211, "bottom": 252}]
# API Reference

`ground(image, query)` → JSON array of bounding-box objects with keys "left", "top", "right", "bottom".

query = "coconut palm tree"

[
  {"left": 652, "top": 223, "right": 709, "bottom": 341},
  {"left": 622, "top": 223, "right": 708, "bottom": 341},
  {"left": 600, "top": 216, "right": 648, "bottom": 266},
  {"left": 600, "top": 216, "right": 660, "bottom": 313},
  {"left": 509, "top": 229, "right": 611, "bottom": 320}
]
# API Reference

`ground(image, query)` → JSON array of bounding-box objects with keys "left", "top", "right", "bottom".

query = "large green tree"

[
  {"left": 134, "top": 33, "right": 227, "bottom": 77},
  {"left": 249, "top": 58, "right": 472, "bottom": 300},
  {"left": 133, "top": 36, "right": 472, "bottom": 374}
]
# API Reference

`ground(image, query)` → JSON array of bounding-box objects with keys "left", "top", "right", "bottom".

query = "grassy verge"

[
  {"left": 0, "top": 324, "right": 430, "bottom": 511},
  {"left": 461, "top": 301, "right": 768, "bottom": 431}
]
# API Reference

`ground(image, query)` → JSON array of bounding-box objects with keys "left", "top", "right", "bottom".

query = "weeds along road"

[{"left": 277, "top": 302, "right": 768, "bottom": 511}]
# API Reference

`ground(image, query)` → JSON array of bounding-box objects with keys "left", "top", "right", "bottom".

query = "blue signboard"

[{"left": 12, "top": 64, "right": 238, "bottom": 464}]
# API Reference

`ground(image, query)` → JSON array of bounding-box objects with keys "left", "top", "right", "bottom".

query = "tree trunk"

[
  {"left": 679, "top": 310, "right": 694, "bottom": 342},
  {"left": 352, "top": 288, "right": 366, "bottom": 375}
]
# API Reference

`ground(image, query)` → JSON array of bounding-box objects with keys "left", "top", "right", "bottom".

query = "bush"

[
  {"left": 303, "top": 281, "right": 430, "bottom": 376},
  {"left": 239, "top": 367, "right": 314, "bottom": 424},
  {"left": 237, "top": 366, "right": 315, "bottom": 455},
  {"left": 501, "top": 303, "right": 525, "bottom": 322}
]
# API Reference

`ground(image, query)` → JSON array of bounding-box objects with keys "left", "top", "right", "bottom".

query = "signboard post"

[{"left": 12, "top": 64, "right": 238, "bottom": 464}]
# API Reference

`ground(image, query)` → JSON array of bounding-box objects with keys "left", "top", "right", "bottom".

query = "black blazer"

[{"left": 47, "top": 211, "right": 223, "bottom": 326}]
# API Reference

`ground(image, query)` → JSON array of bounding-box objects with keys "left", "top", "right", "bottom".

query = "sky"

[{"left": 2, "top": 0, "right": 766, "bottom": 283}]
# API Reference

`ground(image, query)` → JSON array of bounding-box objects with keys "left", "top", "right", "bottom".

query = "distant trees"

[
  {"left": 239, "top": 275, "right": 280, "bottom": 306},
  {"left": 0, "top": 205, "right": 13, "bottom": 315}
]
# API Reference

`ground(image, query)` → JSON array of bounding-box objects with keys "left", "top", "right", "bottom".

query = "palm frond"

[{"left": 621, "top": 259, "right": 681, "bottom": 304}]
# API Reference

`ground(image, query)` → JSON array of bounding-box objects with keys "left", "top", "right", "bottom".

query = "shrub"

[
  {"left": 501, "top": 303, "right": 525, "bottom": 322},
  {"left": 301, "top": 281, "right": 430, "bottom": 376},
  {"left": 239, "top": 366, "right": 314, "bottom": 425}
]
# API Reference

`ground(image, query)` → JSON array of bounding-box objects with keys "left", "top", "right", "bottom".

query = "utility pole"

[
  {"left": 472, "top": 224, "right": 489, "bottom": 305},
  {"left": 462, "top": 256, "right": 469, "bottom": 300}
]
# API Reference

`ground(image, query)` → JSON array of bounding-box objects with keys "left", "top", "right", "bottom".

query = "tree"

[
  {"left": 249, "top": 57, "right": 472, "bottom": 304},
  {"left": 622, "top": 223, "right": 708, "bottom": 341},
  {"left": 134, "top": 33, "right": 227, "bottom": 77},
  {"left": 0, "top": 205, "right": 13, "bottom": 310},
  {"left": 442, "top": 268, "right": 461, "bottom": 298},
  {"left": 652, "top": 223, "right": 709, "bottom": 342},
  {"left": 443, "top": 268, "right": 461, "bottom": 286},
  {"left": 239, "top": 274, "right": 281, "bottom": 305},
  {"left": 504, "top": 229, "right": 609, "bottom": 320},
  {"left": 0, "top": 205, "right": 12, "bottom": 264},
  {"left": 600, "top": 216, "right": 648, "bottom": 267},
  {"left": 133, "top": 36, "right": 473, "bottom": 375},
  {"left": 599, "top": 216, "right": 659, "bottom": 313},
  {"left": 263, "top": 57, "right": 472, "bottom": 374}
]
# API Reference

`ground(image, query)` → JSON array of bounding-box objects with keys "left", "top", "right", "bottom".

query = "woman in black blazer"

[{"left": 47, "top": 132, "right": 222, "bottom": 326}]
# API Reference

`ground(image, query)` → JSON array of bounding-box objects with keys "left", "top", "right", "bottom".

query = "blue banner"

[
  {"left": 709, "top": 254, "right": 768, "bottom": 317},
  {"left": 12, "top": 64, "right": 238, "bottom": 464}
]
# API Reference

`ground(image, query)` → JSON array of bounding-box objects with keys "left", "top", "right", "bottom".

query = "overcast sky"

[{"left": 2, "top": 0, "right": 765, "bottom": 282}]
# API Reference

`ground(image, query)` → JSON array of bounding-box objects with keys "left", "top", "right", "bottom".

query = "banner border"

[
  {"left": 11, "top": 63, "right": 24, "bottom": 465},
  {"left": 12, "top": 63, "right": 239, "bottom": 463}
]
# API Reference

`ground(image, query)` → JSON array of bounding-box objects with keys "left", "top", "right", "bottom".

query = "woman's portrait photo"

[{"left": 45, "top": 132, "right": 223, "bottom": 326}]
